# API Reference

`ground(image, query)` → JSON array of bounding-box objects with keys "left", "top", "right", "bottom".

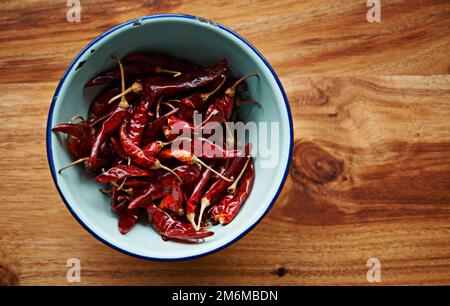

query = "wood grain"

[{"left": 0, "top": 0, "right": 449, "bottom": 285}]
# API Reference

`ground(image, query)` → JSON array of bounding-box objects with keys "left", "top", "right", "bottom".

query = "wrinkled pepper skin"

[
  {"left": 210, "top": 159, "right": 255, "bottom": 224},
  {"left": 88, "top": 106, "right": 128, "bottom": 169},
  {"left": 140, "top": 58, "right": 228, "bottom": 97},
  {"left": 95, "top": 165, "right": 153, "bottom": 184},
  {"left": 147, "top": 205, "right": 214, "bottom": 241}
]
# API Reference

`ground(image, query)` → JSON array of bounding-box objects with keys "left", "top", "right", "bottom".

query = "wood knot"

[
  {"left": 276, "top": 267, "right": 287, "bottom": 277},
  {"left": 0, "top": 263, "right": 19, "bottom": 286},
  {"left": 291, "top": 141, "right": 344, "bottom": 185}
]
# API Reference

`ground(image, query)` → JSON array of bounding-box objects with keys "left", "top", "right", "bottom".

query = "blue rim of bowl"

[{"left": 46, "top": 14, "right": 294, "bottom": 261}]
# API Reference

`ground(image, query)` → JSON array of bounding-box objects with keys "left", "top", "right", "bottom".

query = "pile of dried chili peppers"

[{"left": 53, "top": 52, "right": 257, "bottom": 243}]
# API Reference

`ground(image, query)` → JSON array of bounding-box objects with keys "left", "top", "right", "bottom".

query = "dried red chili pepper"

[
  {"left": 119, "top": 120, "right": 180, "bottom": 180},
  {"left": 88, "top": 58, "right": 131, "bottom": 170},
  {"left": 210, "top": 159, "right": 255, "bottom": 224},
  {"left": 158, "top": 164, "right": 201, "bottom": 185},
  {"left": 124, "top": 52, "right": 202, "bottom": 73},
  {"left": 162, "top": 116, "right": 194, "bottom": 140},
  {"left": 199, "top": 139, "right": 244, "bottom": 159},
  {"left": 88, "top": 105, "right": 127, "bottom": 169},
  {"left": 147, "top": 205, "right": 213, "bottom": 242},
  {"left": 88, "top": 141, "right": 115, "bottom": 172},
  {"left": 185, "top": 161, "right": 217, "bottom": 228},
  {"left": 53, "top": 117, "right": 115, "bottom": 173},
  {"left": 88, "top": 87, "right": 121, "bottom": 119},
  {"left": 198, "top": 104, "right": 225, "bottom": 130},
  {"left": 52, "top": 117, "right": 94, "bottom": 159},
  {"left": 110, "top": 136, "right": 127, "bottom": 159},
  {"left": 118, "top": 207, "right": 143, "bottom": 234},
  {"left": 127, "top": 164, "right": 200, "bottom": 210},
  {"left": 179, "top": 75, "right": 227, "bottom": 112},
  {"left": 107, "top": 59, "right": 228, "bottom": 103},
  {"left": 127, "top": 94, "right": 155, "bottom": 146},
  {"left": 85, "top": 61, "right": 184, "bottom": 87},
  {"left": 95, "top": 165, "right": 152, "bottom": 184},
  {"left": 196, "top": 146, "right": 250, "bottom": 228},
  {"left": 142, "top": 140, "right": 166, "bottom": 157},
  {"left": 142, "top": 59, "right": 226, "bottom": 97},
  {"left": 159, "top": 182, "right": 184, "bottom": 216},
  {"left": 215, "top": 73, "right": 258, "bottom": 121},
  {"left": 141, "top": 107, "right": 179, "bottom": 145},
  {"left": 129, "top": 182, "right": 168, "bottom": 209},
  {"left": 209, "top": 194, "right": 234, "bottom": 221},
  {"left": 227, "top": 156, "right": 252, "bottom": 194},
  {"left": 159, "top": 144, "right": 241, "bottom": 161},
  {"left": 111, "top": 186, "right": 126, "bottom": 214},
  {"left": 123, "top": 178, "right": 149, "bottom": 190}
]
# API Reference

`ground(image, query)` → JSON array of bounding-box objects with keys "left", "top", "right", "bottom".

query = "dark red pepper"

[
  {"left": 210, "top": 159, "right": 255, "bottom": 224},
  {"left": 127, "top": 164, "right": 201, "bottom": 210},
  {"left": 141, "top": 107, "right": 179, "bottom": 145},
  {"left": 95, "top": 165, "right": 152, "bottom": 184},
  {"left": 85, "top": 61, "right": 184, "bottom": 87},
  {"left": 119, "top": 119, "right": 162, "bottom": 169},
  {"left": 124, "top": 52, "right": 202, "bottom": 73},
  {"left": 143, "top": 58, "right": 227, "bottom": 96},
  {"left": 110, "top": 136, "right": 127, "bottom": 159},
  {"left": 127, "top": 94, "right": 155, "bottom": 146},
  {"left": 108, "top": 59, "right": 228, "bottom": 103},
  {"left": 88, "top": 87, "right": 121, "bottom": 119},
  {"left": 147, "top": 205, "right": 213, "bottom": 242},
  {"left": 196, "top": 145, "right": 251, "bottom": 227},
  {"left": 142, "top": 140, "right": 166, "bottom": 157},
  {"left": 88, "top": 104, "right": 128, "bottom": 169},
  {"left": 52, "top": 118, "right": 94, "bottom": 159},
  {"left": 118, "top": 207, "right": 143, "bottom": 234},
  {"left": 159, "top": 182, "right": 184, "bottom": 216},
  {"left": 185, "top": 161, "right": 217, "bottom": 228}
]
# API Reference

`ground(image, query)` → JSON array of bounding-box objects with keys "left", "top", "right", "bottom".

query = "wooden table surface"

[{"left": 1, "top": 0, "right": 449, "bottom": 286}]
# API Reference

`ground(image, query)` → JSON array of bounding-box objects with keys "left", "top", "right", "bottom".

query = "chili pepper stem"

[
  {"left": 114, "top": 58, "right": 131, "bottom": 109},
  {"left": 194, "top": 110, "right": 216, "bottom": 129},
  {"left": 107, "top": 82, "right": 142, "bottom": 105},
  {"left": 186, "top": 212, "right": 196, "bottom": 229},
  {"left": 154, "top": 66, "right": 182, "bottom": 77},
  {"left": 161, "top": 102, "right": 176, "bottom": 111},
  {"left": 235, "top": 98, "right": 262, "bottom": 109},
  {"left": 200, "top": 75, "right": 226, "bottom": 101},
  {"left": 58, "top": 157, "right": 89, "bottom": 174},
  {"left": 192, "top": 156, "right": 234, "bottom": 182},
  {"left": 196, "top": 198, "right": 210, "bottom": 231},
  {"left": 225, "top": 122, "right": 234, "bottom": 145},
  {"left": 156, "top": 96, "right": 163, "bottom": 118},
  {"left": 110, "top": 181, "right": 134, "bottom": 196},
  {"left": 225, "top": 73, "right": 259, "bottom": 97},
  {"left": 68, "top": 115, "right": 85, "bottom": 124},
  {"left": 178, "top": 208, "right": 185, "bottom": 216},
  {"left": 227, "top": 156, "right": 251, "bottom": 194},
  {"left": 202, "top": 220, "right": 213, "bottom": 229},
  {"left": 117, "top": 178, "right": 127, "bottom": 191},
  {"left": 99, "top": 188, "right": 112, "bottom": 194},
  {"left": 159, "top": 164, "right": 183, "bottom": 183}
]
